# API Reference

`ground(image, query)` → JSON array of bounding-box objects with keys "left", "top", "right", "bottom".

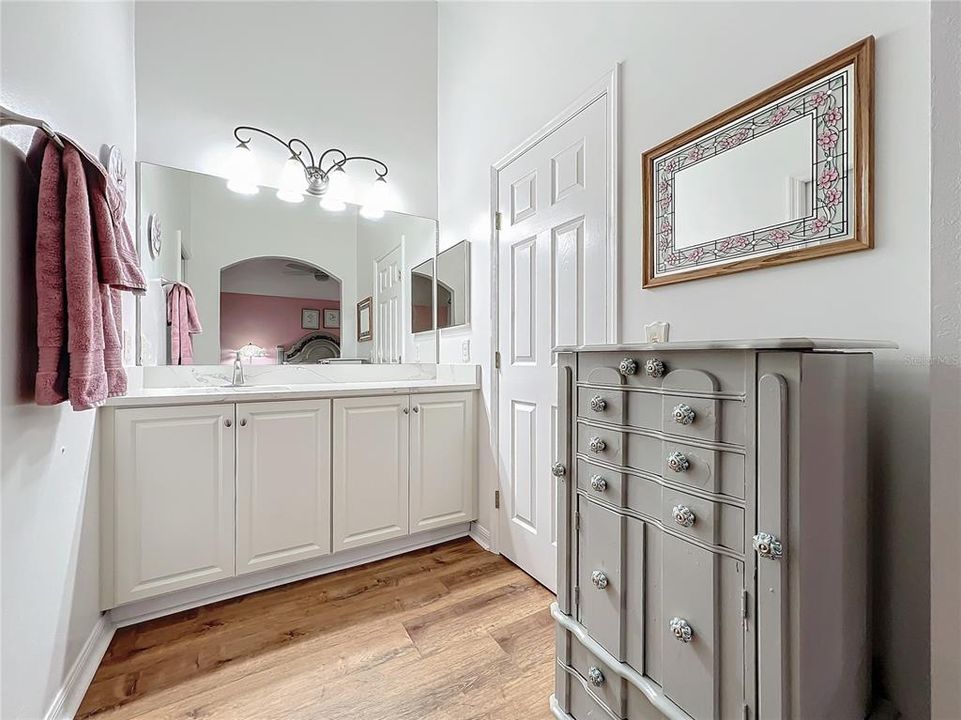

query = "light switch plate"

[
  {"left": 645, "top": 321, "right": 670, "bottom": 343},
  {"left": 461, "top": 339, "right": 471, "bottom": 363}
]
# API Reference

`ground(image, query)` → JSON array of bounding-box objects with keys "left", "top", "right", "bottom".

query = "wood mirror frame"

[
  {"left": 642, "top": 36, "right": 874, "bottom": 288},
  {"left": 356, "top": 296, "right": 373, "bottom": 342}
]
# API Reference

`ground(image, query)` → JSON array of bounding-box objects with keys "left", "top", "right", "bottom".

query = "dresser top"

[{"left": 553, "top": 337, "right": 899, "bottom": 353}]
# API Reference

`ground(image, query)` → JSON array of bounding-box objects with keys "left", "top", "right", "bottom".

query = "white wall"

[
  {"left": 134, "top": 1, "right": 438, "bottom": 219},
  {"left": 929, "top": 1, "right": 961, "bottom": 717},
  {"left": 437, "top": 3, "right": 931, "bottom": 717},
  {"left": 0, "top": 2, "right": 136, "bottom": 718}
]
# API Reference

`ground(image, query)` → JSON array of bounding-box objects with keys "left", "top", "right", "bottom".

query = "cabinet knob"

[
  {"left": 403, "top": 407, "right": 410, "bottom": 415},
  {"left": 240, "top": 418, "right": 248, "bottom": 427},
  {"left": 589, "top": 395, "right": 607, "bottom": 412},
  {"left": 413, "top": 406, "right": 419, "bottom": 413},
  {"left": 672, "top": 504, "right": 696, "bottom": 527},
  {"left": 589, "top": 436, "right": 607, "bottom": 454},
  {"left": 551, "top": 462, "right": 566, "bottom": 478},
  {"left": 618, "top": 357, "right": 637, "bottom": 376},
  {"left": 224, "top": 418, "right": 233, "bottom": 428},
  {"left": 587, "top": 666, "right": 605, "bottom": 687},
  {"left": 753, "top": 532, "right": 784, "bottom": 560},
  {"left": 667, "top": 451, "right": 690, "bottom": 473},
  {"left": 590, "top": 475, "right": 607, "bottom": 492},
  {"left": 670, "top": 617, "right": 694, "bottom": 643},
  {"left": 672, "top": 403, "right": 696, "bottom": 425},
  {"left": 590, "top": 570, "right": 609, "bottom": 590},
  {"left": 645, "top": 358, "right": 666, "bottom": 378}
]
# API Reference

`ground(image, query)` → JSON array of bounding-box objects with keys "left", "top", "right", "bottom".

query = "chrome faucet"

[{"left": 232, "top": 352, "right": 245, "bottom": 386}]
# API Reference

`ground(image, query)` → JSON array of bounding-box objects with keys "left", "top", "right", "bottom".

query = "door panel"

[
  {"left": 113, "top": 404, "right": 235, "bottom": 604},
  {"left": 333, "top": 395, "right": 409, "bottom": 551},
  {"left": 376, "top": 245, "right": 402, "bottom": 362},
  {"left": 410, "top": 392, "right": 476, "bottom": 531},
  {"left": 497, "top": 94, "right": 611, "bottom": 591},
  {"left": 236, "top": 399, "right": 331, "bottom": 574}
]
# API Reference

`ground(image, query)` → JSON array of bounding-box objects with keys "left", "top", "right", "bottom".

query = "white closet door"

[
  {"left": 376, "top": 245, "right": 403, "bottom": 362},
  {"left": 496, "top": 85, "right": 613, "bottom": 591},
  {"left": 332, "top": 395, "right": 410, "bottom": 551},
  {"left": 113, "top": 404, "right": 235, "bottom": 604},
  {"left": 236, "top": 399, "right": 331, "bottom": 574},
  {"left": 410, "top": 391, "right": 476, "bottom": 532}
]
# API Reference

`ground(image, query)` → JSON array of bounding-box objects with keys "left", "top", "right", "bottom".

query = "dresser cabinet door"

[
  {"left": 236, "top": 399, "right": 332, "bottom": 574},
  {"left": 333, "top": 395, "right": 410, "bottom": 551},
  {"left": 112, "top": 404, "right": 235, "bottom": 604},
  {"left": 410, "top": 391, "right": 476, "bottom": 532}
]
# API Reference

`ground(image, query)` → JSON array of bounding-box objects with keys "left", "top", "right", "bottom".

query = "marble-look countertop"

[{"left": 552, "top": 337, "right": 899, "bottom": 353}]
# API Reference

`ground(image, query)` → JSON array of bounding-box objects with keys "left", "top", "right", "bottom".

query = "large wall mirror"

[
  {"left": 643, "top": 37, "right": 873, "bottom": 287},
  {"left": 137, "top": 163, "right": 438, "bottom": 365}
]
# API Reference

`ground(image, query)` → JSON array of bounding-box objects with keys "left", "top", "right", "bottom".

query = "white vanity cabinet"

[
  {"left": 409, "top": 392, "right": 476, "bottom": 532},
  {"left": 104, "top": 404, "right": 236, "bottom": 606},
  {"left": 236, "top": 399, "right": 332, "bottom": 574},
  {"left": 332, "top": 395, "right": 411, "bottom": 551}
]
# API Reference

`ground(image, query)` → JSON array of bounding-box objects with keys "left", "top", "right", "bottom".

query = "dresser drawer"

[
  {"left": 556, "top": 662, "right": 624, "bottom": 719},
  {"left": 577, "top": 424, "right": 745, "bottom": 500},
  {"left": 570, "top": 639, "right": 627, "bottom": 718},
  {"left": 577, "top": 387, "right": 746, "bottom": 447},
  {"left": 578, "top": 350, "right": 747, "bottom": 395},
  {"left": 661, "top": 486, "right": 744, "bottom": 553}
]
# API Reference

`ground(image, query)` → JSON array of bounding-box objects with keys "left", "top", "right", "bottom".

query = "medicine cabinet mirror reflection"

[
  {"left": 436, "top": 240, "right": 470, "bottom": 330},
  {"left": 137, "top": 162, "right": 438, "bottom": 366}
]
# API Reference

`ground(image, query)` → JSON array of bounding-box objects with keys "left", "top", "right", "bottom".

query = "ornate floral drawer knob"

[
  {"left": 670, "top": 617, "right": 694, "bottom": 643},
  {"left": 589, "top": 436, "right": 607, "bottom": 454},
  {"left": 672, "top": 504, "right": 696, "bottom": 527},
  {"left": 667, "top": 451, "right": 690, "bottom": 472},
  {"left": 753, "top": 532, "right": 784, "bottom": 559},
  {"left": 590, "top": 475, "right": 608, "bottom": 492},
  {"left": 618, "top": 357, "right": 638, "bottom": 376},
  {"left": 672, "top": 403, "right": 696, "bottom": 425},
  {"left": 645, "top": 358, "right": 666, "bottom": 378},
  {"left": 587, "top": 666, "right": 605, "bottom": 687},
  {"left": 590, "top": 395, "right": 607, "bottom": 412},
  {"left": 591, "top": 570, "right": 609, "bottom": 590},
  {"left": 551, "top": 462, "right": 566, "bottom": 478}
]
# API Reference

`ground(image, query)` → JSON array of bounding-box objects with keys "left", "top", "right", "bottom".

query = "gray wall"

[
  {"left": 437, "top": 3, "right": 932, "bottom": 716},
  {"left": 0, "top": 2, "right": 137, "bottom": 717}
]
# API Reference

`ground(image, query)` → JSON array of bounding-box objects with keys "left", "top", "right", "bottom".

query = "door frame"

[{"left": 488, "top": 65, "right": 620, "bottom": 555}]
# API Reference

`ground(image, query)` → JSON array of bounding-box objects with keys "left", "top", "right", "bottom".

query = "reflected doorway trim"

[{"left": 488, "top": 64, "right": 620, "bottom": 555}]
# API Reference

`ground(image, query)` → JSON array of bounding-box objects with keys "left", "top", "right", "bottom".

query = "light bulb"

[
  {"left": 360, "top": 176, "right": 389, "bottom": 220},
  {"left": 320, "top": 195, "right": 346, "bottom": 212},
  {"left": 326, "top": 165, "right": 352, "bottom": 202},
  {"left": 226, "top": 142, "right": 259, "bottom": 195},
  {"left": 276, "top": 155, "right": 306, "bottom": 203}
]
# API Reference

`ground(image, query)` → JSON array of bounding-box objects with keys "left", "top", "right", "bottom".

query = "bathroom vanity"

[{"left": 99, "top": 366, "right": 478, "bottom": 615}]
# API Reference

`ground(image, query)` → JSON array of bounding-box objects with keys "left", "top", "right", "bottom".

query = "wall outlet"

[{"left": 461, "top": 339, "right": 471, "bottom": 363}]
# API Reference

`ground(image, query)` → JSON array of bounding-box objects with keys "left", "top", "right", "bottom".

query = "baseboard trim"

[
  {"left": 44, "top": 615, "right": 115, "bottom": 720},
  {"left": 469, "top": 521, "right": 492, "bottom": 551},
  {"left": 109, "top": 524, "right": 471, "bottom": 627}
]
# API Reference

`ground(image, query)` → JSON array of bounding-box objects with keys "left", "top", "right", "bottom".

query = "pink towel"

[
  {"left": 166, "top": 283, "right": 202, "bottom": 365},
  {"left": 31, "top": 131, "right": 147, "bottom": 410}
]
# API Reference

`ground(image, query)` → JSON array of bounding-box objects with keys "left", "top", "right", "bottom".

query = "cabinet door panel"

[
  {"left": 113, "top": 404, "right": 235, "bottom": 604},
  {"left": 410, "top": 391, "right": 476, "bottom": 532},
  {"left": 333, "top": 395, "right": 409, "bottom": 551},
  {"left": 236, "top": 399, "right": 332, "bottom": 574}
]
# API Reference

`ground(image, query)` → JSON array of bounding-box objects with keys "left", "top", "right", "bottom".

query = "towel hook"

[{"left": 0, "top": 105, "right": 65, "bottom": 148}]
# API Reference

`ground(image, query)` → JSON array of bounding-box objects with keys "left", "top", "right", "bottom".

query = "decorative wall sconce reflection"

[{"left": 226, "top": 125, "right": 391, "bottom": 219}]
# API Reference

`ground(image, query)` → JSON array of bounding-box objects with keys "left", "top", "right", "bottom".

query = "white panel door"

[
  {"left": 496, "top": 93, "right": 610, "bottom": 590},
  {"left": 113, "top": 404, "right": 235, "bottom": 604},
  {"left": 410, "top": 391, "right": 477, "bottom": 532},
  {"left": 376, "top": 245, "right": 403, "bottom": 362},
  {"left": 236, "top": 399, "right": 332, "bottom": 574},
  {"left": 333, "top": 394, "right": 410, "bottom": 551}
]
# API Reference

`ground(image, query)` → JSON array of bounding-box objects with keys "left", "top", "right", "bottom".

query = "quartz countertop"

[
  {"left": 104, "top": 377, "right": 480, "bottom": 408},
  {"left": 552, "top": 337, "right": 898, "bottom": 353}
]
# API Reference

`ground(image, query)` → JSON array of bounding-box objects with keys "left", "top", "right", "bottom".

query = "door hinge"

[
  {"left": 574, "top": 511, "right": 581, "bottom": 532},
  {"left": 743, "top": 703, "right": 750, "bottom": 720},
  {"left": 494, "top": 351, "right": 501, "bottom": 370},
  {"left": 741, "top": 589, "right": 749, "bottom": 619},
  {"left": 573, "top": 586, "right": 580, "bottom": 609},
  {"left": 495, "top": 212, "right": 502, "bottom": 231},
  {"left": 494, "top": 490, "right": 500, "bottom": 509}
]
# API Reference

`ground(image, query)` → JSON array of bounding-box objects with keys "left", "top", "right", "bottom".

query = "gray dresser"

[{"left": 550, "top": 340, "right": 891, "bottom": 720}]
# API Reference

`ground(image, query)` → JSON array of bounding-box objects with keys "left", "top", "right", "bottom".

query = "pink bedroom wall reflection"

[{"left": 220, "top": 292, "right": 341, "bottom": 364}]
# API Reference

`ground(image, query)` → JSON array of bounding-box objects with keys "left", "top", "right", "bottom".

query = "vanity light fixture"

[{"left": 227, "top": 125, "right": 390, "bottom": 217}]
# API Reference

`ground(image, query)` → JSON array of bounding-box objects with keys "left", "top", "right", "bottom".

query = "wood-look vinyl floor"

[{"left": 77, "top": 539, "right": 556, "bottom": 720}]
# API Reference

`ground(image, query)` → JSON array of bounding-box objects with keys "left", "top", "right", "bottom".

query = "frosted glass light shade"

[
  {"left": 326, "top": 165, "right": 351, "bottom": 202},
  {"left": 320, "top": 195, "right": 346, "bottom": 212},
  {"left": 276, "top": 155, "right": 307, "bottom": 203},
  {"left": 226, "top": 143, "right": 259, "bottom": 195},
  {"left": 360, "top": 176, "right": 389, "bottom": 220}
]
